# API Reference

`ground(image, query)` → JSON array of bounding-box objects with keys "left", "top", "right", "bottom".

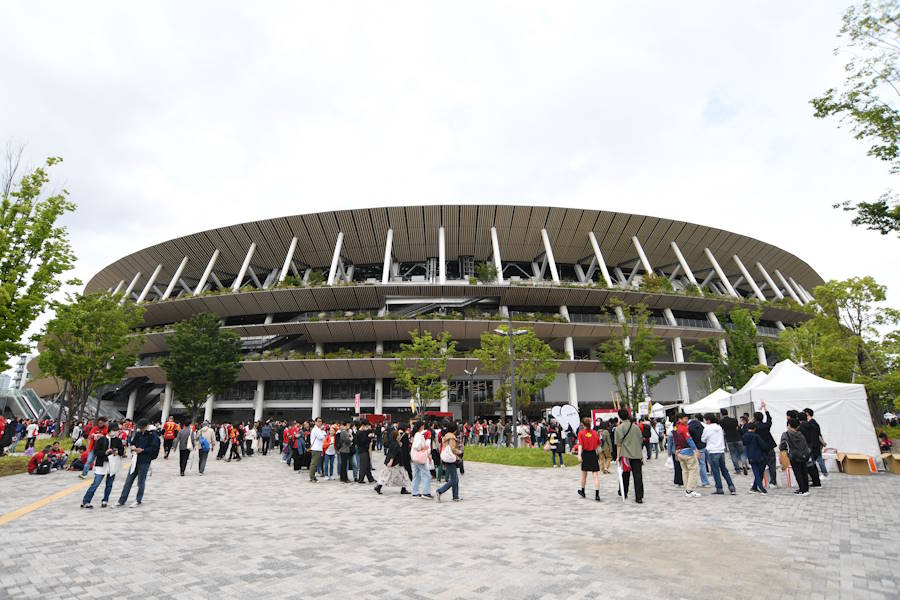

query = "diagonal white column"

[
  {"left": 732, "top": 255, "right": 765, "bottom": 301},
  {"left": 232, "top": 242, "right": 257, "bottom": 292},
  {"left": 381, "top": 228, "right": 393, "bottom": 284},
  {"left": 137, "top": 264, "right": 163, "bottom": 304},
  {"left": 126, "top": 389, "right": 137, "bottom": 420},
  {"left": 704, "top": 248, "right": 738, "bottom": 297},
  {"left": 788, "top": 277, "right": 810, "bottom": 304},
  {"left": 279, "top": 237, "right": 298, "bottom": 283},
  {"left": 120, "top": 272, "right": 141, "bottom": 305},
  {"left": 161, "top": 257, "right": 189, "bottom": 300},
  {"left": 671, "top": 241, "right": 701, "bottom": 291},
  {"left": 490, "top": 226, "right": 505, "bottom": 283},
  {"left": 161, "top": 382, "right": 173, "bottom": 423},
  {"left": 194, "top": 249, "right": 220, "bottom": 296},
  {"left": 327, "top": 232, "right": 344, "bottom": 286},
  {"left": 540, "top": 228, "right": 560, "bottom": 283},
  {"left": 112, "top": 280, "right": 125, "bottom": 294},
  {"left": 438, "top": 226, "right": 446, "bottom": 284},
  {"left": 663, "top": 308, "right": 690, "bottom": 402},
  {"left": 707, "top": 311, "right": 729, "bottom": 358},
  {"left": 632, "top": 236, "right": 653, "bottom": 275},
  {"left": 756, "top": 263, "right": 784, "bottom": 300},
  {"left": 588, "top": 232, "right": 613, "bottom": 287},
  {"left": 775, "top": 270, "right": 802, "bottom": 303}
]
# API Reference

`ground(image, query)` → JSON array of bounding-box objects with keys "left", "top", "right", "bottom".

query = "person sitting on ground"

[
  {"left": 27, "top": 445, "right": 53, "bottom": 475},
  {"left": 48, "top": 442, "right": 68, "bottom": 470},
  {"left": 879, "top": 432, "right": 893, "bottom": 452}
]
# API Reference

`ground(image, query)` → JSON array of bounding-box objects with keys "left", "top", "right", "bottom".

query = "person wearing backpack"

[
  {"left": 197, "top": 421, "right": 215, "bottom": 475},
  {"left": 780, "top": 417, "right": 811, "bottom": 496},
  {"left": 117, "top": 419, "right": 159, "bottom": 508},
  {"left": 27, "top": 445, "right": 52, "bottom": 474}
]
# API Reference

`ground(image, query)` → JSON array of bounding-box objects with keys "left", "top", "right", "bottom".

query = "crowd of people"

[{"left": 1, "top": 397, "right": 840, "bottom": 510}]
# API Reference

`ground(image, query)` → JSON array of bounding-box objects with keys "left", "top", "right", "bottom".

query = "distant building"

[
  {"left": 0, "top": 373, "right": 10, "bottom": 391},
  {"left": 12, "top": 355, "right": 29, "bottom": 389}
]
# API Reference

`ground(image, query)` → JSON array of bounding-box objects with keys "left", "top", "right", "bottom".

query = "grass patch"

[
  {"left": 463, "top": 445, "right": 580, "bottom": 468},
  {"left": 0, "top": 455, "right": 30, "bottom": 477},
  {"left": 12, "top": 437, "right": 74, "bottom": 453}
]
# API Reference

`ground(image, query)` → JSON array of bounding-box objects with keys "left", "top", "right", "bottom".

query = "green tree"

[
  {"left": 597, "top": 302, "right": 669, "bottom": 411},
  {"left": 390, "top": 331, "right": 455, "bottom": 416},
  {"left": 692, "top": 308, "right": 766, "bottom": 391},
  {"left": 161, "top": 312, "right": 243, "bottom": 423},
  {"left": 473, "top": 326, "right": 558, "bottom": 420},
  {"left": 0, "top": 151, "right": 78, "bottom": 367},
  {"left": 36, "top": 292, "right": 144, "bottom": 434},
  {"left": 812, "top": 1, "right": 900, "bottom": 236}
]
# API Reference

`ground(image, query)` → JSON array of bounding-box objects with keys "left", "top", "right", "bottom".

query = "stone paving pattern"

[{"left": 0, "top": 449, "right": 898, "bottom": 599}]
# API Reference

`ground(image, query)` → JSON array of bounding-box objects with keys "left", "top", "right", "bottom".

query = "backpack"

[
  {"left": 200, "top": 435, "right": 211, "bottom": 452},
  {"left": 36, "top": 460, "right": 52, "bottom": 475},
  {"left": 149, "top": 433, "right": 161, "bottom": 460}
]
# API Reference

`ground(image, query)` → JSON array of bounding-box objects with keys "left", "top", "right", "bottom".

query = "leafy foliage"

[
  {"left": 0, "top": 155, "right": 77, "bottom": 366},
  {"left": 473, "top": 326, "right": 558, "bottom": 416},
  {"left": 161, "top": 313, "right": 242, "bottom": 422},
  {"left": 37, "top": 292, "right": 144, "bottom": 431},
  {"left": 597, "top": 302, "right": 669, "bottom": 410},
  {"left": 812, "top": 2, "right": 900, "bottom": 235},
  {"left": 390, "top": 331, "right": 455, "bottom": 415},
  {"left": 692, "top": 308, "right": 765, "bottom": 391},
  {"left": 639, "top": 273, "right": 674, "bottom": 293},
  {"left": 475, "top": 262, "right": 498, "bottom": 283}
]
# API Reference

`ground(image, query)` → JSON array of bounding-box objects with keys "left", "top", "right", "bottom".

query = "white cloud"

[{"left": 1, "top": 1, "right": 897, "bottom": 371}]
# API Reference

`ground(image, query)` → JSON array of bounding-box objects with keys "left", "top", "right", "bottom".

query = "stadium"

[{"left": 25, "top": 205, "right": 822, "bottom": 424}]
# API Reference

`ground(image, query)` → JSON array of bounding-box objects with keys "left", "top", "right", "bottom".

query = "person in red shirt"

[
  {"left": 80, "top": 417, "right": 108, "bottom": 478},
  {"left": 576, "top": 417, "right": 602, "bottom": 502},
  {"left": 27, "top": 445, "right": 51, "bottom": 474},
  {"left": 162, "top": 416, "right": 179, "bottom": 459}
]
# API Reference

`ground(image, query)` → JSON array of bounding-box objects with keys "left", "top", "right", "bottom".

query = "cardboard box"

[
  {"left": 837, "top": 453, "right": 873, "bottom": 475},
  {"left": 882, "top": 453, "right": 900, "bottom": 475}
]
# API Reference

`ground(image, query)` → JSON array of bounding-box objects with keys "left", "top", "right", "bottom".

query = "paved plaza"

[{"left": 1, "top": 451, "right": 899, "bottom": 600}]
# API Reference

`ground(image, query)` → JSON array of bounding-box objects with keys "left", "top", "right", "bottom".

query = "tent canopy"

[
  {"left": 728, "top": 370, "right": 768, "bottom": 408},
  {"left": 744, "top": 359, "right": 881, "bottom": 462},
  {"left": 683, "top": 388, "right": 731, "bottom": 414}
]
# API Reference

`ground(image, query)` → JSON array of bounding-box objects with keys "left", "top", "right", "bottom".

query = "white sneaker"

[
  {"left": 685, "top": 491, "right": 702, "bottom": 498},
  {"left": 129, "top": 501, "right": 141, "bottom": 508}
]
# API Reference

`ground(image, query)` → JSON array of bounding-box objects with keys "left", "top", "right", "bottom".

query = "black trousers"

[
  {"left": 228, "top": 443, "right": 241, "bottom": 460},
  {"left": 357, "top": 451, "right": 374, "bottom": 482},
  {"left": 765, "top": 449, "right": 778, "bottom": 485},
  {"left": 673, "top": 457, "right": 683, "bottom": 485},
  {"left": 261, "top": 437, "right": 270, "bottom": 455},
  {"left": 339, "top": 452, "right": 352, "bottom": 481},
  {"left": 791, "top": 458, "right": 810, "bottom": 493},
  {"left": 164, "top": 438, "right": 174, "bottom": 457},
  {"left": 217, "top": 441, "right": 228, "bottom": 459},
  {"left": 198, "top": 450, "right": 209, "bottom": 473},
  {"left": 292, "top": 447, "right": 302, "bottom": 471},
  {"left": 179, "top": 449, "right": 190, "bottom": 475},
  {"left": 622, "top": 458, "right": 644, "bottom": 501}
]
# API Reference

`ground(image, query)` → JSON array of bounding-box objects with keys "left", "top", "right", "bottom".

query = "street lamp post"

[{"left": 464, "top": 367, "right": 478, "bottom": 424}]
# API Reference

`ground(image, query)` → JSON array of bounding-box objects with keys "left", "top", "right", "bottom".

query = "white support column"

[
  {"left": 126, "top": 388, "right": 137, "bottom": 420},
  {"left": 438, "top": 226, "right": 446, "bottom": 284},
  {"left": 490, "top": 226, "right": 505, "bottom": 283},
  {"left": 120, "top": 272, "right": 141, "bottom": 304},
  {"left": 279, "top": 237, "right": 298, "bottom": 283},
  {"left": 254, "top": 380, "right": 265, "bottom": 422},
  {"left": 162, "top": 257, "right": 189, "bottom": 300},
  {"left": 671, "top": 241, "right": 700, "bottom": 291},
  {"left": 381, "top": 228, "right": 393, "bottom": 284},
  {"left": 756, "top": 263, "right": 784, "bottom": 300},
  {"left": 664, "top": 308, "right": 690, "bottom": 402},
  {"left": 757, "top": 344, "right": 768, "bottom": 367},
  {"left": 788, "top": 276, "right": 810, "bottom": 304},
  {"left": 707, "top": 312, "right": 728, "bottom": 358},
  {"left": 732, "top": 255, "right": 765, "bottom": 301},
  {"left": 440, "top": 377, "right": 449, "bottom": 412},
  {"left": 327, "top": 232, "right": 344, "bottom": 286},
  {"left": 194, "top": 249, "right": 220, "bottom": 296},
  {"left": 632, "top": 236, "right": 653, "bottom": 275},
  {"left": 775, "top": 270, "right": 802, "bottom": 303},
  {"left": 540, "top": 228, "right": 560, "bottom": 283},
  {"left": 312, "top": 380, "right": 322, "bottom": 419},
  {"left": 798, "top": 283, "right": 815, "bottom": 304},
  {"left": 136, "top": 264, "right": 163, "bottom": 304},
  {"left": 374, "top": 378, "right": 383, "bottom": 415},
  {"left": 588, "top": 231, "right": 614, "bottom": 287},
  {"left": 232, "top": 242, "right": 257, "bottom": 292},
  {"left": 112, "top": 280, "right": 125, "bottom": 294},
  {"left": 704, "top": 248, "right": 738, "bottom": 297},
  {"left": 203, "top": 393, "right": 215, "bottom": 422},
  {"left": 161, "top": 382, "right": 173, "bottom": 423}
]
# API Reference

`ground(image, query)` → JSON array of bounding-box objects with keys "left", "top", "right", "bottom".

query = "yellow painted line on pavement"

[{"left": 0, "top": 461, "right": 133, "bottom": 526}]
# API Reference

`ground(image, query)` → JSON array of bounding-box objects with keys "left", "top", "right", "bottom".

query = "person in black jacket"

[
  {"left": 687, "top": 416, "right": 710, "bottom": 487},
  {"left": 796, "top": 412, "right": 822, "bottom": 488},
  {"left": 753, "top": 402, "right": 779, "bottom": 487},
  {"left": 117, "top": 419, "right": 159, "bottom": 508},
  {"left": 373, "top": 430, "right": 410, "bottom": 495},
  {"left": 355, "top": 422, "right": 375, "bottom": 483}
]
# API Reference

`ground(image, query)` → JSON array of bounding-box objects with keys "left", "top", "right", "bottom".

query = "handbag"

[
  {"left": 440, "top": 441, "right": 457, "bottom": 464},
  {"left": 780, "top": 435, "right": 792, "bottom": 470},
  {"left": 620, "top": 456, "right": 631, "bottom": 473},
  {"left": 412, "top": 448, "right": 428, "bottom": 464}
]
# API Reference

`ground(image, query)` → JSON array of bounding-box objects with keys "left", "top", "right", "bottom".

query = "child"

[{"left": 742, "top": 423, "right": 768, "bottom": 494}]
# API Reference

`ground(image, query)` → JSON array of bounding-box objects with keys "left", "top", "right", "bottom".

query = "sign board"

[
  {"left": 354, "top": 393, "right": 360, "bottom": 414},
  {"left": 591, "top": 409, "right": 618, "bottom": 427}
]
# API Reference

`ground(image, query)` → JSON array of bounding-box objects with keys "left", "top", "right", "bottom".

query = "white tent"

[
  {"left": 683, "top": 388, "right": 731, "bottom": 414},
  {"left": 728, "top": 370, "right": 768, "bottom": 409},
  {"left": 743, "top": 359, "right": 881, "bottom": 464}
]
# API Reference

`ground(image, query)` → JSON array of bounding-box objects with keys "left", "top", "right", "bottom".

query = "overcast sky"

[{"left": 2, "top": 2, "right": 898, "bottom": 374}]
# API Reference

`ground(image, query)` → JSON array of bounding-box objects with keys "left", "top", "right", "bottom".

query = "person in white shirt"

[
  {"left": 649, "top": 420, "right": 660, "bottom": 459},
  {"left": 25, "top": 421, "right": 39, "bottom": 450},
  {"left": 701, "top": 414, "right": 735, "bottom": 495},
  {"left": 308, "top": 417, "right": 326, "bottom": 483}
]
